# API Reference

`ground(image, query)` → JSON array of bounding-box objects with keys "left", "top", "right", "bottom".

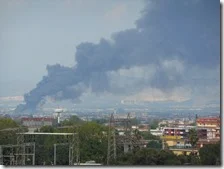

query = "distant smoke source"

[{"left": 15, "top": 0, "right": 219, "bottom": 113}]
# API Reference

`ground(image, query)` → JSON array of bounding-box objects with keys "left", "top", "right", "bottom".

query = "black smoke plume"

[{"left": 15, "top": 0, "right": 219, "bottom": 113}]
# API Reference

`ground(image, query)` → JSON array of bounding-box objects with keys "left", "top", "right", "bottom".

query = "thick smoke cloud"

[{"left": 15, "top": 0, "right": 220, "bottom": 113}]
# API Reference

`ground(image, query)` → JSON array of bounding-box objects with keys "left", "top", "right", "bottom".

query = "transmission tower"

[
  {"left": 70, "top": 126, "right": 80, "bottom": 165},
  {"left": 107, "top": 113, "right": 116, "bottom": 165},
  {"left": 16, "top": 127, "right": 25, "bottom": 165},
  {"left": 0, "top": 127, "right": 35, "bottom": 166},
  {"left": 107, "top": 112, "right": 142, "bottom": 165},
  {"left": 57, "top": 125, "right": 80, "bottom": 165}
]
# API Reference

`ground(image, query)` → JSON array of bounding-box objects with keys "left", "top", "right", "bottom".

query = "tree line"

[{"left": 0, "top": 117, "right": 221, "bottom": 165}]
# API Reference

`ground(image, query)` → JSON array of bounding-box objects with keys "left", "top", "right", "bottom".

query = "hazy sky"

[
  {"left": 0, "top": 0, "right": 144, "bottom": 96},
  {"left": 0, "top": 0, "right": 221, "bottom": 110}
]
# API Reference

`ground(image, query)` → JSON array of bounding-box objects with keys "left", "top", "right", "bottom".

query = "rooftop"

[{"left": 22, "top": 117, "right": 54, "bottom": 121}]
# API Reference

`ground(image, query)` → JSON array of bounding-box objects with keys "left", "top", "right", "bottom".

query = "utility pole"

[
  {"left": 54, "top": 144, "right": 57, "bottom": 165},
  {"left": 68, "top": 127, "right": 80, "bottom": 165},
  {"left": 107, "top": 116, "right": 111, "bottom": 165},
  {"left": 76, "top": 130, "right": 80, "bottom": 165},
  {"left": 0, "top": 146, "right": 3, "bottom": 165},
  {"left": 33, "top": 142, "right": 35, "bottom": 165},
  {"left": 69, "top": 144, "right": 73, "bottom": 165},
  {"left": 162, "top": 136, "right": 165, "bottom": 150},
  {"left": 22, "top": 144, "right": 25, "bottom": 165},
  {"left": 113, "top": 128, "right": 116, "bottom": 160}
]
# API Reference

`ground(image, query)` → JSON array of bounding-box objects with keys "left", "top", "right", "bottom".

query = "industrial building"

[{"left": 22, "top": 117, "right": 55, "bottom": 128}]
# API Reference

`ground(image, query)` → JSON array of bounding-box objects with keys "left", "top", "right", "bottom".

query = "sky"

[
  {"left": 0, "top": 0, "right": 221, "bottom": 111},
  {"left": 0, "top": 0, "right": 144, "bottom": 96}
]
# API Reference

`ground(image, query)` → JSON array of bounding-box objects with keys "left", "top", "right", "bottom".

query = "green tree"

[
  {"left": 149, "top": 119, "right": 160, "bottom": 129},
  {"left": 0, "top": 118, "right": 18, "bottom": 130},
  {"left": 79, "top": 122, "right": 108, "bottom": 163},
  {"left": 147, "top": 140, "right": 162, "bottom": 149},
  {"left": 199, "top": 143, "right": 220, "bottom": 165},
  {"left": 92, "top": 118, "right": 107, "bottom": 124},
  {"left": 112, "top": 152, "right": 134, "bottom": 165},
  {"left": 140, "top": 131, "right": 161, "bottom": 140},
  {"left": 61, "top": 115, "right": 83, "bottom": 126},
  {"left": 177, "top": 154, "right": 188, "bottom": 164},
  {"left": 156, "top": 149, "right": 180, "bottom": 165},
  {"left": 189, "top": 154, "right": 201, "bottom": 165},
  {"left": 0, "top": 118, "right": 19, "bottom": 144},
  {"left": 188, "top": 128, "right": 198, "bottom": 147},
  {"left": 132, "top": 148, "right": 159, "bottom": 165},
  {"left": 55, "top": 144, "right": 69, "bottom": 165},
  {"left": 35, "top": 121, "right": 108, "bottom": 164},
  {"left": 113, "top": 148, "right": 185, "bottom": 165},
  {"left": 40, "top": 125, "right": 55, "bottom": 133}
]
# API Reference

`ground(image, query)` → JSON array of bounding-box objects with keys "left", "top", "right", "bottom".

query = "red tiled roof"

[
  {"left": 197, "top": 117, "right": 219, "bottom": 120},
  {"left": 197, "top": 117, "right": 220, "bottom": 123}
]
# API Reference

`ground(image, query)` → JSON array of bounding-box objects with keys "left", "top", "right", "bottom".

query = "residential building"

[
  {"left": 196, "top": 117, "right": 220, "bottom": 128},
  {"left": 150, "top": 129, "right": 163, "bottom": 136},
  {"left": 196, "top": 117, "right": 220, "bottom": 139}
]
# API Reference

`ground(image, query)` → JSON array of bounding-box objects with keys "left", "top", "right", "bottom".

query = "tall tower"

[
  {"left": 107, "top": 112, "right": 142, "bottom": 165},
  {"left": 54, "top": 108, "right": 63, "bottom": 124},
  {"left": 107, "top": 113, "right": 116, "bottom": 165}
]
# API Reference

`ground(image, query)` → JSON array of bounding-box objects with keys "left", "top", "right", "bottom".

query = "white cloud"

[{"left": 161, "top": 59, "right": 185, "bottom": 74}]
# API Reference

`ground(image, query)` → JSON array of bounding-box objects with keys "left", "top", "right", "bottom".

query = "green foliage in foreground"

[
  {"left": 79, "top": 122, "right": 108, "bottom": 163},
  {"left": 0, "top": 117, "right": 221, "bottom": 166},
  {"left": 199, "top": 142, "right": 221, "bottom": 165},
  {"left": 0, "top": 118, "right": 18, "bottom": 130},
  {"left": 35, "top": 120, "right": 108, "bottom": 165},
  {"left": 111, "top": 142, "right": 221, "bottom": 165},
  {"left": 0, "top": 118, "right": 19, "bottom": 144},
  {"left": 147, "top": 140, "right": 162, "bottom": 149},
  {"left": 112, "top": 148, "right": 201, "bottom": 165}
]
